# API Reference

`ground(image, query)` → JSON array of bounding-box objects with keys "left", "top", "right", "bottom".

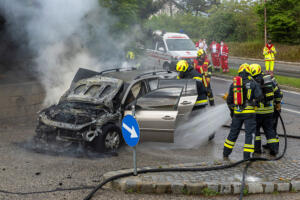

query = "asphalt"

[
  {"left": 228, "top": 56, "right": 300, "bottom": 78},
  {"left": 0, "top": 68, "right": 299, "bottom": 200}
]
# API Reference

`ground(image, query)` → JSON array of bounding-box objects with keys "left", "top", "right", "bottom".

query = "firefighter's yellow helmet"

[
  {"left": 238, "top": 63, "right": 251, "bottom": 74},
  {"left": 176, "top": 60, "right": 188, "bottom": 72},
  {"left": 197, "top": 49, "right": 205, "bottom": 57},
  {"left": 249, "top": 64, "right": 262, "bottom": 77}
]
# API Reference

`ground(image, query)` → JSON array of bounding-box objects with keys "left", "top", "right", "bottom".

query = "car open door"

[{"left": 124, "top": 87, "right": 183, "bottom": 143}]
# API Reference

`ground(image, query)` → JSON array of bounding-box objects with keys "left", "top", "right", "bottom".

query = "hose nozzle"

[{"left": 222, "top": 92, "right": 228, "bottom": 101}]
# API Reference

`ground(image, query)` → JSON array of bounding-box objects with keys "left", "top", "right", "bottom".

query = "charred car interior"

[{"left": 35, "top": 68, "right": 199, "bottom": 152}]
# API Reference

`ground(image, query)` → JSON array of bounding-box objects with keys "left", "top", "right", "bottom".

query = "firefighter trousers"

[
  {"left": 254, "top": 113, "right": 279, "bottom": 154},
  {"left": 211, "top": 54, "right": 220, "bottom": 68},
  {"left": 265, "top": 60, "right": 275, "bottom": 71},
  {"left": 223, "top": 114, "right": 256, "bottom": 159},
  {"left": 207, "top": 85, "right": 215, "bottom": 106},
  {"left": 220, "top": 56, "right": 228, "bottom": 71}
]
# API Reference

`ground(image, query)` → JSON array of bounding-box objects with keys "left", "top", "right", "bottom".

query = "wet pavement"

[{"left": 0, "top": 75, "right": 299, "bottom": 200}]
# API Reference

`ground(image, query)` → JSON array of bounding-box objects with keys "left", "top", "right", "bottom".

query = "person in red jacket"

[
  {"left": 209, "top": 41, "right": 220, "bottom": 71},
  {"left": 194, "top": 49, "right": 215, "bottom": 106},
  {"left": 220, "top": 41, "right": 229, "bottom": 73}
]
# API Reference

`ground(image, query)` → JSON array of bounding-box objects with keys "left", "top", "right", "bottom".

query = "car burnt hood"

[
  {"left": 71, "top": 68, "right": 101, "bottom": 84},
  {"left": 61, "top": 69, "right": 123, "bottom": 110}
]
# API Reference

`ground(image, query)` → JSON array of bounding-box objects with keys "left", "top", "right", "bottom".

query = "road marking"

[
  {"left": 122, "top": 123, "right": 138, "bottom": 138},
  {"left": 212, "top": 77, "right": 232, "bottom": 82},
  {"left": 213, "top": 77, "right": 300, "bottom": 96},
  {"left": 282, "top": 108, "right": 300, "bottom": 115},
  {"left": 282, "top": 89, "right": 300, "bottom": 96}
]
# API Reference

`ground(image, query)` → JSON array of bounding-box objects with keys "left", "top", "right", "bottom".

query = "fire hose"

[
  {"left": 0, "top": 112, "right": 290, "bottom": 199},
  {"left": 83, "top": 112, "right": 288, "bottom": 200}
]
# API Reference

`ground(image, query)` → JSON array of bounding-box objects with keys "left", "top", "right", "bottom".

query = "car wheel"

[
  {"left": 163, "top": 63, "right": 170, "bottom": 71},
  {"left": 208, "top": 132, "right": 215, "bottom": 141},
  {"left": 92, "top": 124, "right": 122, "bottom": 152}
]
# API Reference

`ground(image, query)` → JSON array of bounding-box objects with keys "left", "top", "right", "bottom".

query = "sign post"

[{"left": 122, "top": 115, "right": 140, "bottom": 176}]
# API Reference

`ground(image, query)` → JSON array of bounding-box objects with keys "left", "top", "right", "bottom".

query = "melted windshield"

[{"left": 166, "top": 39, "right": 197, "bottom": 51}]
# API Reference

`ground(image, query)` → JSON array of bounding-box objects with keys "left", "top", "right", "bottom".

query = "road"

[
  {"left": 228, "top": 57, "right": 300, "bottom": 78},
  {"left": 0, "top": 72, "right": 299, "bottom": 200}
]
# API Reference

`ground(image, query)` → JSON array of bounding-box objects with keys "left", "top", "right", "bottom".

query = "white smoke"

[
  {"left": 174, "top": 104, "right": 230, "bottom": 148},
  {"left": 1, "top": 0, "right": 133, "bottom": 105}
]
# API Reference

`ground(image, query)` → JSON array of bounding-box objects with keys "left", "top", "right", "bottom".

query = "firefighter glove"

[{"left": 275, "top": 103, "right": 281, "bottom": 111}]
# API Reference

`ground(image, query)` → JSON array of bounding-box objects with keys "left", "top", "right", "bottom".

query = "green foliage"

[
  {"left": 99, "top": 0, "right": 165, "bottom": 33},
  {"left": 243, "top": 188, "right": 249, "bottom": 196},
  {"left": 256, "top": 0, "right": 300, "bottom": 44},
  {"left": 145, "top": 0, "right": 259, "bottom": 43},
  {"left": 201, "top": 187, "right": 219, "bottom": 196}
]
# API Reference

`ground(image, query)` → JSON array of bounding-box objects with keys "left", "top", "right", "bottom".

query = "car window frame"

[{"left": 135, "top": 86, "right": 184, "bottom": 111}]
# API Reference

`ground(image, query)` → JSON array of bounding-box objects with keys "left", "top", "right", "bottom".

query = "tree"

[
  {"left": 256, "top": 0, "right": 300, "bottom": 43},
  {"left": 179, "top": 0, "right": 220, "bottom": 15}
]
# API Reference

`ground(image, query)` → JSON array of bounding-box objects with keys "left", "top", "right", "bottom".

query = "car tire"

[
  {"left": 208, "top": 132, "right": 215, "bottom": 141},
  {"left": 163, "top": 63, "right": 170, "bottom": 71},
  {"left": 92, "top": 124, "right": 122, "bottom": 153}
]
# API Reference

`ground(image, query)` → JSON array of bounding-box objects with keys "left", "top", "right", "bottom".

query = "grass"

[
  {"left": 227, "top": 41, "right": 300, "bottom": 62},
  {"left": 214, "top": 69, "right": 300, "bottom": 89},
  {"left": 201, "top": 187, "right": 219, "bottom": 196}
]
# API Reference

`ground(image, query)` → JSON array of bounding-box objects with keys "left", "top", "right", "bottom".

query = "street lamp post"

[{"left": 264, "top": 0, "right": 267, "bottom": 44}]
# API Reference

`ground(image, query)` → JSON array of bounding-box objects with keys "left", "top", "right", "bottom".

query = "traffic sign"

[{"left": 122, "top": 115, "right": 140, "bottom": 147}]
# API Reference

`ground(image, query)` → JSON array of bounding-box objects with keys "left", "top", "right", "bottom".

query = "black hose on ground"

[
  {"left": 238, "top": 112, "right": 287, "bottom": 200},
  {"left": 0, "top": 186, "right": 95, "bottom": 195},
  {"left": 83, "top": 113, "right": 288, "bottom": 200}
]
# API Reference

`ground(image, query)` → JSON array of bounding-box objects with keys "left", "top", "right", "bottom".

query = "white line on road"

[
  {"left": 213, "top": 76, "right": 300, "bottom": 96},
  {"left": 281, "top": 89, "right": 300, "bottom": 96},
  {"left": 282, "top": 108, "right": 300, "bottom": 115}
]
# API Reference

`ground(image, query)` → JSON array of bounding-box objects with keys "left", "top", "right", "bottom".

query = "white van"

[{"left": 145, "top": 31, "right": 197, "bottom": 71}]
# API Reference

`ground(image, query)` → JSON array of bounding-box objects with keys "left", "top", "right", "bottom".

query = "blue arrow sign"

[{"left": 122, "top": 115, "right": 140, "bottom": 147}]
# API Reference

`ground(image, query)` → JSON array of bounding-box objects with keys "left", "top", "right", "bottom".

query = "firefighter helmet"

[
  {"left": 249, "top": 64, "right": 262, "bottom": 77},
  {"left": 176, "top": 60, "right": 188, "bottom": 72},
  {"left": 238, "top": 63, "right": 251, "bottom": 74},
  {"left": 197, "top": 49, "right": 205, "bottom": 57}
]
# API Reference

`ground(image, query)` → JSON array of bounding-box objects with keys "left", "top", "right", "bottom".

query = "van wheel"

[
  {"left": 163, "top": 63, "right": 170, "bottom": 71},
  {"left": 208, "top": 132, "right": 215, "bottom": 141},
  {"left": 91, "top": 124, "right": 122, "bottom": 152}
]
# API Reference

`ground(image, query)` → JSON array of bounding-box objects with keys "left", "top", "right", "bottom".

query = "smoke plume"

[{"left": 1, "top": 0, "right": 133, "bottom": 105}]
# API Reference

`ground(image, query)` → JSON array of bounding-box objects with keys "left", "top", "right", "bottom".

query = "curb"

[
  {"left": 230, "top": 56, "right": 300, "bottom": 66},
  {"left": 102, "top": 161, "right": 300, "bottom": 195},
  {"left": 213, "top": 74, "right": 300, "bottom": 93}
]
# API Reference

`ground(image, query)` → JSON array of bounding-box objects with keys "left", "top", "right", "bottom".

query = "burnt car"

[{"left": 35, "top": 68, "right": 200, "bottom": 152}]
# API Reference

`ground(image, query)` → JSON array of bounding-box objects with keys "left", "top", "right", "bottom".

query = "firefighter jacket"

[
  {"left": 263, "top": 44, "right": 276, "bottom": 61},
  {"left": 209, "top": 41, "right": 220, "bottom": 55},
  {"left": 194, "top": 57, "right": 212, "bottom": 78},
  {"left": 255, "top": 74, "right": 282, "bottom": 115},
  {"left": 227, "top": 74, "right": 263, "bottom": 115},
  {"left": 220, "top": 44, "right": 229, "bottom": 57},
  {"left": 177, "top": 66, "right": 208, "bottom": 107}
]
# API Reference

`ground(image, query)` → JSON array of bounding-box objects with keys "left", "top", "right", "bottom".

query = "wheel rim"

[{"left": 104, "top": 131, "right": 120, "bottom": 150}]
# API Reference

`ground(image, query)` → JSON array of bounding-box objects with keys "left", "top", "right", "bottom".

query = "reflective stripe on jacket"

[{"left": 263, "top": 46, "right": 276, "bottom": 61}]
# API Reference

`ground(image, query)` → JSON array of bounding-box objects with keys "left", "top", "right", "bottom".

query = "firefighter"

[
  {"left": 194, "top": 49, "right": 214, "bottom": 106},
  {"left": 263, "top": 39, "right": 277, "bottom": 76},
  {"left": 209, "top": 40, "right": 221, "bottom": 71},
  {"left": 271, "top": 76, "right": 283, "bottom": 136},
  {"left": 223, "top": 64, "right": 263, "bottom": 160},
  {"left": 176, "top": 60, "right": 208, "bottom": 110},
  {"left": 126, "top": 50, "right": 140, "bottom": 69},
  {"left": 250, "top": 64, "right": 280, "bottom": 155},
  {"left": 220, "top": 41, "right": 229, "bottom": 73}
]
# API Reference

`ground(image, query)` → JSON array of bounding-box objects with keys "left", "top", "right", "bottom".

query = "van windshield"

[{"left": 166, "top": 39, "right": 197, "bottom": 51}]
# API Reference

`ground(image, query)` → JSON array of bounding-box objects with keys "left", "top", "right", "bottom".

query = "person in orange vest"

[
  {"left": 209, "top": 40, "right": 220, "bottom": 71},
  {"left": 220, "top": 41, "right": 229, "bottom": 73},
  {"left": 194, "top": 49, "right": 214, "bottom": 106},
  {"left": 263, "top": 39, "right": 277, "bottom": 76}
]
